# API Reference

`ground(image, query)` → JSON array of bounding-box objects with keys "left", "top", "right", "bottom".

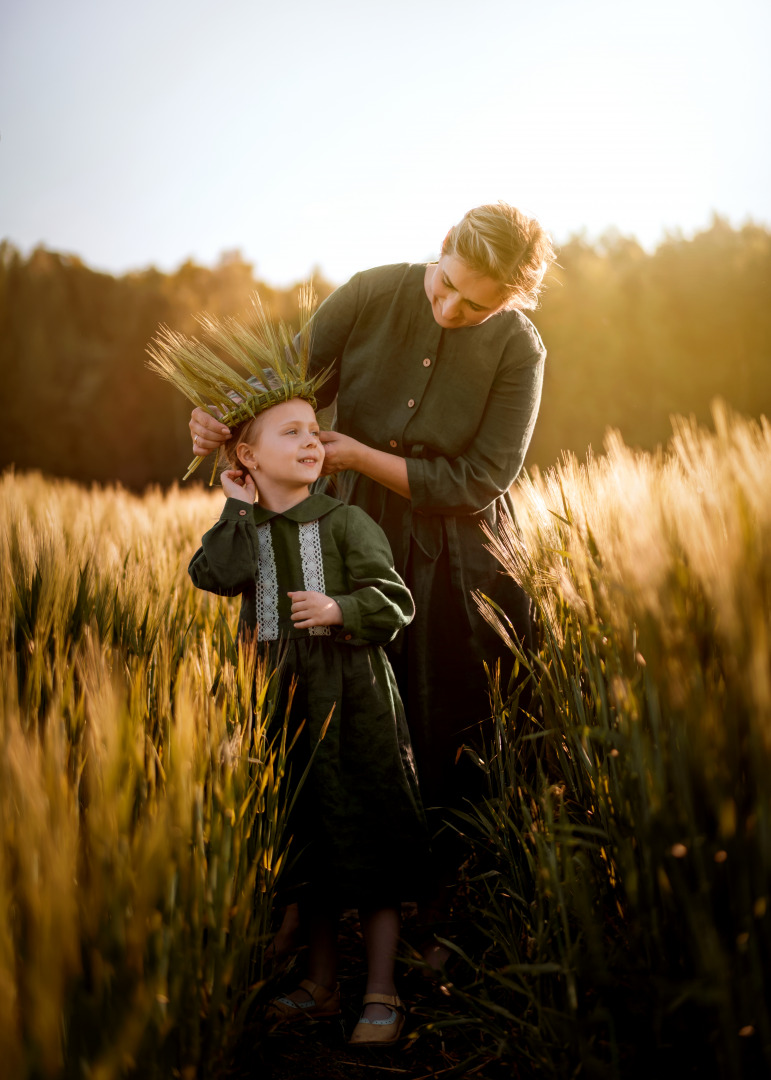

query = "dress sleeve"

[
  {"left": 405, "top": 344, "right": 545, "bottom": 515},
  {"left": 330, "top": 506, "right": 415, "bottom": 646},
  {"left": 307, "top": 273, "right": 363, "bottom": 408},
  {"left": 188, "top": 499, "right": 258, "bottom": 595}
]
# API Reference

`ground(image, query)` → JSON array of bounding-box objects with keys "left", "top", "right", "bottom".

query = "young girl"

[{"left": 148, "top": 298, "right": 427, "bottom": 1046}]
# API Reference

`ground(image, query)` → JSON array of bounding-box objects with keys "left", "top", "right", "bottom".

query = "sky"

[{"left": 1, "top": 0, "right": 769, "bottom": 287}]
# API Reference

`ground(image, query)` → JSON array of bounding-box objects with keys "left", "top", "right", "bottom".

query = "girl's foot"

[
  {"left": 349, "top": 993, "right": 405, "bottom": 1046},
  {"left": 361, "top": 1000, "right": 396, "bottom": 1021},
  {"left": 266, "top": 978, "right": 341, "bottom": 1025}
]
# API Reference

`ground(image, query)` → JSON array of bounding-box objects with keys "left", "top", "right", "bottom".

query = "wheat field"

[
  {"left": 2, "top": 403, "right": 770, "bottom": 1078},
  {"left": 0, "top": 474, "right": 298, "bottom": 1078},
  {"left": 455, "top": 403, "right": 771, "bottom": 1077}
]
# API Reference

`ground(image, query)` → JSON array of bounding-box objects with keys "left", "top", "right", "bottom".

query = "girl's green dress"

[{"left": 189, "top": 492, "right": 428, "bottom": 904}]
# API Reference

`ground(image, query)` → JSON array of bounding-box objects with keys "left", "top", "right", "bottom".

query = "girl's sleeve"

[
  {"left": 188, "top": 499, "right": 258, "bottom": 595},
  {"left": 330, "top": 507, "right": 415, "bottom": 646},
  {"left": 406, "top": 339, "right": 545, "bottom": 516}
]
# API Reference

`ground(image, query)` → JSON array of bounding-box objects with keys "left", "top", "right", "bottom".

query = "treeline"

[
  {"left": 529, "top": 217, "right": 771, "bottom": 466},
  {"left": 2, "top": 217, "right": 770, "bottom": 488},
  {"left": 0, "top": 247, "right": 336, "bottom": 488}
]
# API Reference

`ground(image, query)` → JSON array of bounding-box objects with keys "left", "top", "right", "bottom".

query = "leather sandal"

[
  {"left": 349, "top": 993, "right": 406, "bottom": 1046},
  {"left": 266, "top": 978, "right": 341, "bottom": 1025}
]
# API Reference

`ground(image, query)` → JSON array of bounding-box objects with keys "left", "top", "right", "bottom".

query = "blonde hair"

[
  {"left": 442, "top": 202, "right": 555, "bottom": 310},
  {"left": 222, "top": 415, "right": 261, "bottom": 472}
]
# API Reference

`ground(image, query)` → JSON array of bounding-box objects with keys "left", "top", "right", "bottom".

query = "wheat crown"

[{"left": 146, "top": 284, "right": 332, "bottom": 481}]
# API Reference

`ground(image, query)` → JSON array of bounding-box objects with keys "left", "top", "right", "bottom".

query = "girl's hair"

[
  {"left": 442, "top": 202, "right": 556, "bottom": 310},
  {"left": 221, "top": 415, "right": 260, "bottom": 471}
]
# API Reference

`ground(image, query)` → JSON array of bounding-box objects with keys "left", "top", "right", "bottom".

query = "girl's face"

[
  {"left": 424, "top": 254, "right": 509, "bottom": 329},
  {"left": 238, "top": 398, "right": 324, "bottom": 494}
]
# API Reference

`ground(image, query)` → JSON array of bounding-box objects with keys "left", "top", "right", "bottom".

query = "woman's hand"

[
  {"left": 318, "top": 431, "right": 365, "bottom": 475},
  {"left": 190, "top": 407, "right": 231, "bottom": 457},
  {"left": 319, "top": 432, "right": 412, "bottom": 500},
  {"left": 288, "top": 590, "right": 343, "bottom": 628},
  {"left": 221, "top": 468, "right": 256, "bottom": 504}
]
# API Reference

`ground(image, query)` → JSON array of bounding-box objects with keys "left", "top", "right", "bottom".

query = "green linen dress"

[
  {"left": 188, "top": 492, "right": 428, "bottom": 904},
  {"left": 307, "top": 263, "right": 546, "bottom": 814}
]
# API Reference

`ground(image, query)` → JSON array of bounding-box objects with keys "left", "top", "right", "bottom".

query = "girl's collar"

[{"left": 251, "top": 492, "right": 340, "bottom": 524}]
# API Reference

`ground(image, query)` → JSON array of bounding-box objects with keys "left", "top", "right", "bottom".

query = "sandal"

[
  {"left": 266, "top": 978, "right": 341, "bottom": 1025},
  {"left": 349, "top": 993, "right": 406, "bottom": 1046}
]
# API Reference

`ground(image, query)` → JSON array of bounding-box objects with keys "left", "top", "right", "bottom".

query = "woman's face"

[{"left": 424, "top": 254, "right": 509, "bottom": 329}]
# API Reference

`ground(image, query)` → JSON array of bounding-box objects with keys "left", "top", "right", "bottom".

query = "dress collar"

[{"left": 251, "top": 492, "right": 341, "bottom": 524}]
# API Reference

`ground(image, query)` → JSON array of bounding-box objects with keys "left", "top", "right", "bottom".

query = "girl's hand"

[
  {"left": 288, "top": 591, "right": 343, "bottom": 628},
  {"left": 190, "top": 406, "right": 231, "bottom": 457},
  {"left": 221, "top": 468, "right": 256, "bottom": 504},
  {"left": 318, "top": 431, "right": 364, "bottom": 475}
]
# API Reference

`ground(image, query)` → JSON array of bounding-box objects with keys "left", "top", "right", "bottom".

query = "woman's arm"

[
  {"left": 320, "top": 341, "right": 544, "bottom": 513},
  {"left": 319, "top": 431, "right": 411, "bottom": 500}
]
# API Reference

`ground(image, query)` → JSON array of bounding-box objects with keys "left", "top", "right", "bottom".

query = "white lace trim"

[
  {"left": 298, "top": 520, "right": 331, "bottom": 637},
  {"left": 255, "top": 522, "right": 279, "bottom": 641}
]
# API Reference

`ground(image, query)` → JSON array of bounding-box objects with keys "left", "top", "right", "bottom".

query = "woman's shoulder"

[
  {"left": 348, "top": 262, "right": 425, "bottom": 299},
  {"left": 314, "top": 263, "right": 424, "bottom": 329},
  {"left": 475, "top": 306, "right": 546, "bottom": 366}
]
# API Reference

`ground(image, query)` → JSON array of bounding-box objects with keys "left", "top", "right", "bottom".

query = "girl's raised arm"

[{"left": 188, "top": 499, "right": 258, "bottom": 596}]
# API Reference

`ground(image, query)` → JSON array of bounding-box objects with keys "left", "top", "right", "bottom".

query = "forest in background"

[{"left": 1, "top": 216, "right": 770, "bottom": 489}]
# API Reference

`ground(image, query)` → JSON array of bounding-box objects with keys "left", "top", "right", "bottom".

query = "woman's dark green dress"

[
  {"left": 308, "top": 264, "right": 546, "bottom": 817},
  {"left": 189, "top": 492, "right": 428, "bottom": 904}
]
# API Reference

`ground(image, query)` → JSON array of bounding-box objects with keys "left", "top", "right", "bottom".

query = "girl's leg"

[
  {"left": 278, "top": 901, "right": 339, "bottom": 1007},
  {"left": 418, "top": 885, "right": 453, "bottom": 970},
  {"left": 306, "top": 902, "right": 339, "bottom": 991},
  {"left": 359, "top": 905, "right": 400, "bottom": 1021},
  {"left": 266, "top": 901, "right": 302, "bottom": 961}
]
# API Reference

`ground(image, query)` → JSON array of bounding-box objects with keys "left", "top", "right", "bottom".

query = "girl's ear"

[{"left": 236, "top": 442, "right": 256, "bottom": 469}]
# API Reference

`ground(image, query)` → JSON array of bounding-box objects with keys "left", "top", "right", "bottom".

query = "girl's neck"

[{"left": 255, "top": 481, "right": 312, "bottom": 514}]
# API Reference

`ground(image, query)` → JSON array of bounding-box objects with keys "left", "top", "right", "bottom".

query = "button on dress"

[
  {"left": 189, "top": 492, "right": 429, "bottom": 903},
  {"left": 307, "top": 264, "right": 546, "bottom": 813}
]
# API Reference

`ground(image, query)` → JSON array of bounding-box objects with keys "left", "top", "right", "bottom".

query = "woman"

[{"left": 190, "top": 202, "right": 554, "bottom": 933}]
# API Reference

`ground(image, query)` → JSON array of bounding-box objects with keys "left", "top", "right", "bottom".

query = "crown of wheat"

[{"left": 146, "top": 284, "right": 331, "bottom": 481}]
